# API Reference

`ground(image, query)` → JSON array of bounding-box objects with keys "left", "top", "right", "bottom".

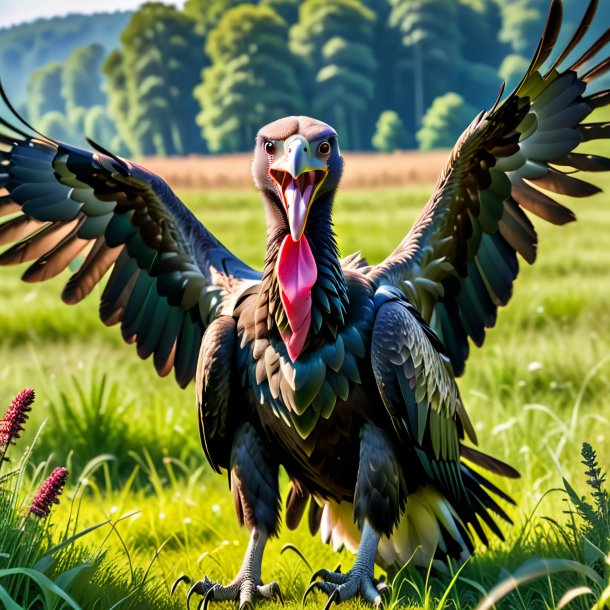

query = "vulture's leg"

[
  {"left": 186, "top": 421, "right": 282, "bottom": 609},
  {"left": 305, "top": 423, "right": 401, "bottom": 608}
]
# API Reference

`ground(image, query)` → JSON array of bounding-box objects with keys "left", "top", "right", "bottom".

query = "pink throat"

[{"left": 276, "top": 234, "right": 318, "bottom": 361}]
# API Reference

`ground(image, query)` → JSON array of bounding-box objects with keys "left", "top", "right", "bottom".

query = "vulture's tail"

[{"left": 312, "top": 447, "right": 518, "bottom": 570}]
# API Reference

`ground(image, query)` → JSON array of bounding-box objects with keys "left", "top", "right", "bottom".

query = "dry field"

[{"left": 141, "top": 149, "right": 450, "bottom": 190}]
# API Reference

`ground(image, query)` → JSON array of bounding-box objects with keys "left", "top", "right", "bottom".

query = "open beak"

[{"left": 269, "top": 136, "right": 328, "bottom": 241}]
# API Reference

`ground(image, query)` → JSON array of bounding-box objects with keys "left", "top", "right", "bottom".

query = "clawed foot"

[
  {"left": 172, "top": 574, "right": 284, "bottom": 610},
  {"left": 303, "top": 567, "right": 389, "bottom": 609}
]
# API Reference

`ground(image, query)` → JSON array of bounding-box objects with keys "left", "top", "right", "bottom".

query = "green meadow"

[{"left": 1, "top": 161, "right": 610, "bottom": 608}]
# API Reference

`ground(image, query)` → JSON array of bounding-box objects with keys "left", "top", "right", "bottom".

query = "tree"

[
  {"left": 372, "top": 110, "right": 410, "bottom": 152},
  {"left": 196, "top": 4, "right": 302, "bottom": 153},
  {"left": 499, "top": 0, "right": 548, "bottom": 55},
  {"left": 84, "top": 106, "right": 117, "bottom": 149},
  {"left": 25, "top": 62, "right": 65, "bottom": 124},
  {"left": 416, "top": 92, "right": 477, "bottom": 151},
  {"left": 457, "top": 0, "right": 507, "bottom": 69},
  {"left": 291, "top": 0, "right": 378, "bottom": 150},
  {"left": 388, "top": 0, "right": 463, "bottom": 132},
  {"left": 103, "top": 3, "right": 206, "bottom": 156},
  {"left": 61, "top": 44, "right": 106, "bottom": 114},
  {"left": 499, "top": 54, "right": 530, "bottom": 92},
  {"left": 103, "top": 49, "right": 134, "bottom": 154},
  {"left": 261, "top": 0, "right": 300, "bottom": 26},
  {"left": 184, "top": 0, "right": 257, "bottom": 35},
  {"left": 38, "top": 111, "right": 74, "bottom": 142}
]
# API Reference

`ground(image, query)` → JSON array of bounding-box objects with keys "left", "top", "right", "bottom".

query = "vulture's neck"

[{"left": 257, "top": 194, "right": 349, "bottom": 354}]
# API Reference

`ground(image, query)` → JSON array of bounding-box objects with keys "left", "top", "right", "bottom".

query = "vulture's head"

[
  {"left": 253, "top": 115, "right": 342, "bottom": 237},
  {"left": 252, "top": 116, "right": 344, "bottom": 361}
]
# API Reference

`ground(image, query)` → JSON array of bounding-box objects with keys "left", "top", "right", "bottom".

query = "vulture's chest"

[{"left": 236, "top": 274, "right": 376, "bottom": 448}]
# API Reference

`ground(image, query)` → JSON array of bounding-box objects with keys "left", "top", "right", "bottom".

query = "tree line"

[{"left": 11, "top": 0, "right": 609, "bottom": 155}]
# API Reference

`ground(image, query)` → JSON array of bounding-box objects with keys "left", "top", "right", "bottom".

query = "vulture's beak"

[{"left": 269, "top": 135, "right": 328, "bottom": 241}]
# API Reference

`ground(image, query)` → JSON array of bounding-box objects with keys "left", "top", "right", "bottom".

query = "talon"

[
  {"left": 323, "top": 589, "right": 340, "bottom": 610},
  {"left": 272, "top": 581, "right": 285, "bottom": 605},
  {"left": 171, "top": 574, "right": 190, "bottom": 595},
  {"left": 303, "top": 581, "right": 337, "bottom": 606},
  {"left": 310, "top": 569, "right": 325, "bottom": 584},
  {"left": 201, "top": 585, "right": 216, "bottom": 610},
  {"left": 333, "top": 564, "right": 341, "bottom": 574},
  {"left": 280, "top": 543, "right": 312, "bottom": 571},
  {"left": 376, "top": 581, "right": 390, "bottom": 598},
  {"left": 187, "top": 582, "right": 207, "bottom": 610},
  {"left": 303, "top": 581, "right": 317, "bottom": 606},
  {"left": 303, "top": 581, "right": 327, "bottom": 606}
]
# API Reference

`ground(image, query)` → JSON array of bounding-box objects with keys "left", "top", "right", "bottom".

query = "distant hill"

[{"left": 0, "top": 12, "right": 132, "bottom": 105}]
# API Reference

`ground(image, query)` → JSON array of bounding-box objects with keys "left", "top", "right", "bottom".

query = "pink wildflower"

[
  {"left": 0, "top": 388, "right": 35, "bottom": 450},
  {"left": 29, "top": 467, "right": 68, "bottom": 518}
]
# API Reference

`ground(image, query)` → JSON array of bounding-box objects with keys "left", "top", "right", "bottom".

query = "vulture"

[{"left": 0, "top": 0, "right": 609, "bottom": 607}]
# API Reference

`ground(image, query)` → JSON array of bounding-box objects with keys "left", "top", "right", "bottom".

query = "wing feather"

[
  {"left": 368, "top": 0, "right": 610, "bottom": 375},
  {"left": 0, "top": 87, "right": 261, "bottom": 387}
]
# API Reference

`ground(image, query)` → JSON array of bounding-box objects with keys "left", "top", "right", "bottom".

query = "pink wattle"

[{"left": 277, "top": 234, "right": 317, "bottom": 361}]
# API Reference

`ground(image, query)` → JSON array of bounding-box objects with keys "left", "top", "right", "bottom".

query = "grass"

[{"left": 0, "top": 164, "right": 609, "bottom": 608}]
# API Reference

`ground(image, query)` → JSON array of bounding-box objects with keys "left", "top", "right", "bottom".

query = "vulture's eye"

[
  {"left": 264, "top": 141, "right": 275, "bottom": 155},
  {"left": 318, "top": 141, "right": 331, "bottom": 155}
]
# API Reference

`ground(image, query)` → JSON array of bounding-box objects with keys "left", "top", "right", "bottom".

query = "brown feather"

[
  {"left": 0, "top": 215, "right": 46, "bottom": 246},
  {"left": 62, "top": 239, "right": 122, "bottom": 304},
  {"left": 582, "top": 55, "right": 610, "bottom": 83},
  {"left": 0, "top": 218, "right": 80, "bottom": 265},
  {"left": 527, "top": 168, "right": 601, "bottom": 197},
  {"left": 498, "top": 199, "right": 538, "bottom": 264},
  {"left": 511, "top": 179, "right": 576, "bottom": 224},
  {"left": 23, "top": 229, "right": 89, "bottom": 282},
  {"left": 286, "top": 485, "right": 310, "bottom": 530},
  {"left": 461, "top": 445, "right": 520, "bottom": 479},
  {"left": 568, "top": 26, "right": 610, "bottom": 72},
  {"left": 546, "top": 0, "right": 599, "bottom": 75}
]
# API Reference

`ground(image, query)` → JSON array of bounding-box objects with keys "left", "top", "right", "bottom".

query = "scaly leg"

[
  {"left": 184, "top": 526, "right": 282, "bottom": 610},
  {"left": 304, "top": 521, "right": 388, "bottom": 608},
  {"left": 174, "top": 422, "right": 282, "bottom": 609},
  {"left": 304, "top": 423, "right": 402, "bottom": 608}
]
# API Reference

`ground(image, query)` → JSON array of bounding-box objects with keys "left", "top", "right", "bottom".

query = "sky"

[{"left": 0, "top": 0, "right": 184, "bottom": 29}]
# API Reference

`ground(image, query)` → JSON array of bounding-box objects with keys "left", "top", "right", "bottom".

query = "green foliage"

[
  {"left": 25, "top": 62, "right": 65, "bottom": 124},
  {"left": 37, "top": 111, "right": 74, "bottom": 143},
  {"left": 24, "top": 43, "right": 117, "bottom": 148},
  {"left": 183, "top": 0, "right": 257, "bottom": 35},
  {"left": 291, "top": 0, "right": 378, "bottom": 150},
  {"left": 4, "top": 0, "right": 609, "bottom": 154},
  {"left": 416, "top": 92, "right": 477, "bottom": 150},
  {"left": 83, "top": 105, "right": 117, "bottom": 148},
  {"left": 476, "top": 442, "right": 610, "bottom": 610},
  {"left": 0, "top": 12, "right": 131, "bottom": 107},
  {"left": 61, "top": 43, "right": 106, "bottom": 114},
  {"left": 261, "top": 0, "right": 300, "bottom": 26},
  {"left": 28, "top": 373, "right": 202, "bottom": 482},
  {"left": 0, "top": 389, "right": 175, "bottom": 609},
  {"left": 498, "top": 0, "right": 548, "bottom": 55},
  {"left": 196, "top": 4, "right": 302, "bottom": 152},
  {"left": 388, "top": 0, "right": 462, "bottom": 130},
  {"left": 499, "top": 53, "right": 531, "bottom": 92},
  {"left": 103, "top": 3, "right": 206, "bottom": 156},
  {"left": 372, "top": 110, "right": 410, "bottom": 152}
]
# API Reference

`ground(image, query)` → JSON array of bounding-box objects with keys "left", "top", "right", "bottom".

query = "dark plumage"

[{"left": 0, "top": 0, "right": 608, "bottom": 606}]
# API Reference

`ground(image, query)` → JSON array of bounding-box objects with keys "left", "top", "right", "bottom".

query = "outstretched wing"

[
  {"left": 368, "top": 0, "right": 610, "bottom": 375},
  {"left": 0, "top": 87, "right": 260, "bottom": 387}
]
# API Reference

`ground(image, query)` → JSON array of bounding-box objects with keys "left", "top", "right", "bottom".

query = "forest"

[{"left": 1, "top": 0, "right": 608, "bottom": 156}]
